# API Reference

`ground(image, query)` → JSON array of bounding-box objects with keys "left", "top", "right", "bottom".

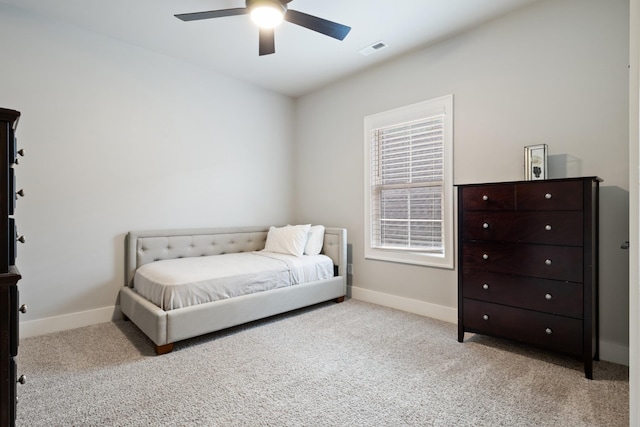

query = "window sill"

[{"left": 365, "top": 248, "right": 454, "bottom": 269}]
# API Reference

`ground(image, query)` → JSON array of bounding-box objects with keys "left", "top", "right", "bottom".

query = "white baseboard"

[
  {"left": 350, "top": 285, "right": 457, "bottom": 324},
  {"left": 599, "top": 339, "right": 630, "bottom": 366},
  {"left": 19, "top": 305, "right": 123, "bottom": 339}
]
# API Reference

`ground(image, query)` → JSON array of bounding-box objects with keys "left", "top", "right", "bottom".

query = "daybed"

[{"left": 119, "top": 225, "right": 347, "bottom": 354}]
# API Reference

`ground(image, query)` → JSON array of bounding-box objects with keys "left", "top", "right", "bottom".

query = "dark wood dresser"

[
  {"left": 0, "top": 108, "right": 25, "bottom": 426},
  {"left": 457, "top": 177, "right": 600, "bottom": 379}
]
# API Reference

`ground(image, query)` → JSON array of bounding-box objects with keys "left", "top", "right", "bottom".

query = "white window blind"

[
  {"left": 370, "top": 115, "right": 445, "bottom": 252},
  {"left": 364, "top": 94, "right": 453, "bottom": 269}
]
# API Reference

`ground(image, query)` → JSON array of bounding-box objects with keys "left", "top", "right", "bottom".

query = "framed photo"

[{"left": 524, "top": 144, "right": 548, "bottom": 180}]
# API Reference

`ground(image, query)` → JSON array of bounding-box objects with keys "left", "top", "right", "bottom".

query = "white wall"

[
  {"left": 0, "top": 4, "right": 296, "bottom": 334},
  {"left": 628, "top": 0, "right": 639, "bottom": 422},
  {"left": 294, "top": 0, "right": 630, "bottom": 364}
]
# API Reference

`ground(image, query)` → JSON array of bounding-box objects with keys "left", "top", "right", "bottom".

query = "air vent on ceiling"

[{"left": 358, "top": 41, "right": 388, "bottom": 56}]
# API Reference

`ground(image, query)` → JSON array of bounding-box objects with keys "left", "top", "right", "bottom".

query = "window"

[{"left": 364, "top": 95, "right": 453, "bottom": 268}]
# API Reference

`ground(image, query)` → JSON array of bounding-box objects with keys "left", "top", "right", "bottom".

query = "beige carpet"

[{"left": 16, "top": 299, "right": 628, "bottom": 426}]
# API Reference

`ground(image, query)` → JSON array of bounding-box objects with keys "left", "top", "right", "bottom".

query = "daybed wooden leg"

[
  {"left": 334, "top": 296, "right": 345, "bottom": 303},
  {"left": 155, "top": 343, "right": 174, "bottom": 355}
]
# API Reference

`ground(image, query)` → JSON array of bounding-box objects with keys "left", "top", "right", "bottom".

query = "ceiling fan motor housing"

[{"left": 246, "top": 0, "right": 287, "bottom": 14}]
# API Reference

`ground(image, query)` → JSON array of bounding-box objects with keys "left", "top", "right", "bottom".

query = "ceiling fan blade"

[
  {"left": 175, "top": 8, "right": 247, "bottom": 22},
  {"left": 259, "top": 28, "right": 276, "bottom": 56},
  {"left": 284, "top": 9, "right": 351, "bottom": 41}
]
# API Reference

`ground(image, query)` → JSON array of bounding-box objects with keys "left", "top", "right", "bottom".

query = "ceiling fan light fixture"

[{"left": 249, "top": 0, "right": 286, "bottom": 29}]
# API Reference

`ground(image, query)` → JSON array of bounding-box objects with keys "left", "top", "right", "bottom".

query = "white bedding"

[{"left": 134, "top": 251, "right": 334, "bottom": 310}]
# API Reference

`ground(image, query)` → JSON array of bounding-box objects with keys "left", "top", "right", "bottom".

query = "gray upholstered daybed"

[{"left": 120, "top": 225, "right": 347, "bottom": 354}]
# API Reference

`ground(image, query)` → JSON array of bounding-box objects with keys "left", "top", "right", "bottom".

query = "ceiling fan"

[{"left": 175, "top": 0, "right": 352, "bottom": 56}]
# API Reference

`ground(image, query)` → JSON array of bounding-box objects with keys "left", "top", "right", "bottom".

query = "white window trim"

[{"left": 364, "top": 94, "right": 454, "bottom": 269}]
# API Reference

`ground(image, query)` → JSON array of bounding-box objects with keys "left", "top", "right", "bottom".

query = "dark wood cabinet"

[
  {"left": 0, "top": 267, "right": 21, "bottom": 426},
  {"left": 457, "top": 177, "right": 600, "bottom": 379},
  {"left": 0, "top": 108, "right": 24, "bottom": 426}
]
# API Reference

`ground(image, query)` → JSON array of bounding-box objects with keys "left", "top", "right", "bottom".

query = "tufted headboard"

[{"left": 125, "top": 226, "right": 347, "bottom": 288}]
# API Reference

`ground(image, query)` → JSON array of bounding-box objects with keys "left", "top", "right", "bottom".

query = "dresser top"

[
  {"left": 0, "top": 266, "right": 21, "bottom": 286},
  {"left": 455, "top": 176, "right": 602, "bottom": 187},
  {"left": 0, "top": 108, "right": 20, "bottom": 124}
]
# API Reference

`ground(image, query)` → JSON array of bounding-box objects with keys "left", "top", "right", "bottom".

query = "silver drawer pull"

[
  {"left": 545, "top": 224, "right": 552, "bottom": 231},
  {"left": 17, "top": 374, "right": 26, "bottom": 385},
  {"left": 482, "top": 222, "right": 489, "bottom": 229},
  {"left": 545, "top": 328, "right": 553, "bottom": 335},
  {"left": 545, "top": 293, "right": 552, "bottom": 300},
  {"left": 16, "top": 189, "right": 25, "bottom": 198},
  {"left": 482, "top": 254, "right": 489, "bottom": 260},
  {"left": 482, "top": 283, "right": 489, "bottom": 290},
  {"left": 19, "top": 304, "right": 27, "bottom": 314},
  {"left": 545, "top": 259, "right": 552, "bottom": 265},
  {"left": 483, "top": 314, "right": 489, "bottom": 321},
  {"left": 17, "top": 235, "right": 25, "bottom": 244},
  {"left": 545, "top": 193, "right": 552, "bottom": 199},
  {"left": 482, "top": 195, "right": 489, "bottom": 201}
]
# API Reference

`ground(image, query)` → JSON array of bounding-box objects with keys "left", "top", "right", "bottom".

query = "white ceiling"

[{"left": 1, "top": 0, "right": 542, "bottom": 97}]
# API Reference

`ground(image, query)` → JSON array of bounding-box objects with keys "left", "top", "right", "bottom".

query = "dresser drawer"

[
  {"left": 516, "top": 180, "right": 583, "bottom": 211},
  {"left": 461, "top": 270, "right": 583, "bottom": 318},
  {"left": 460, "top": 184, "right": 515, "bottom": 211},
  {"left": 462, "top": 211, "right": 583, "bottom": 245},
  {"left": 462, "top": 242, "right": 583, "bottom": 282},
  {"left": 462, "top": 299, "right": 582, "bottom": 356}
]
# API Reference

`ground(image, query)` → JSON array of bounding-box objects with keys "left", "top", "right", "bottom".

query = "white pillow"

[
  {"left": 304, "top": 225, "right": 325, "bottom": 255},
  {"left": 263, "top": 224, "right": 311, "bottom": 256}
]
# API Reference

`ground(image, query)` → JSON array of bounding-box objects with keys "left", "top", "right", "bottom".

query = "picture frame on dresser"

[
  {"left": 524, "top": 144, "right": 548, "bottom": 180},
  {"left": 456, "top": 177, "right": 601, "bottom": 379}
]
